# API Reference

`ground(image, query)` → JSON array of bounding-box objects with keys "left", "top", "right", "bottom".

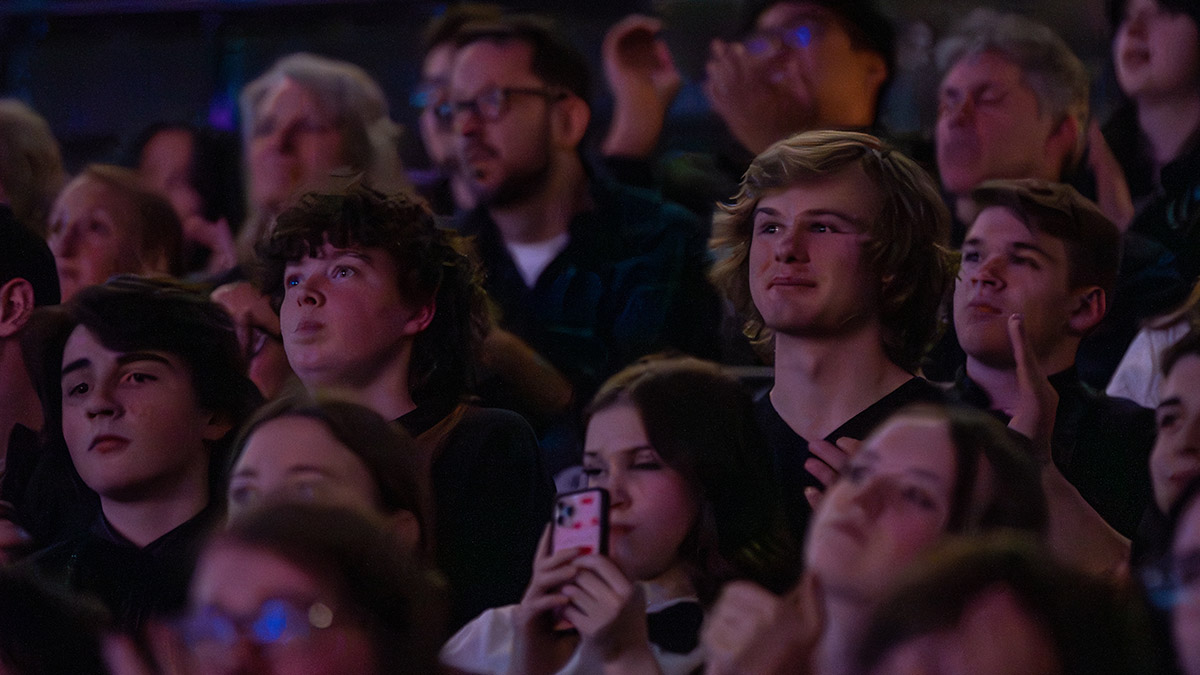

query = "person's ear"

[
  {"left": 0, "top": 278, "right": 35, "bottom": 338},
  {"left": 387, "top": 508, "right": 423, "bottom": 553},
  {"left": 401, "top": 301, "right": 437, "bottom": 337},
  {"left": 859, "top": 50, "right": 888, "bottom": 94},
  {"left": 550, "top": 95, "right": 591, "bottom": 151},
  {"left": 1046, "top": 114, "right": 1082, "bottom": 176},
  {"left": 1066, "top": 286, "right": 1105, "bottom": 335}
]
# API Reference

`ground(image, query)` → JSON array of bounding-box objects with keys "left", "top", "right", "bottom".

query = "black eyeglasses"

[{"left": 433, "top": 86, "right": 564, "bottom": 126}]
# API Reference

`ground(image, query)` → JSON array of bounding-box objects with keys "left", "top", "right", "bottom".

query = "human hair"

[
  {"left": 213, "top": 503, "right": 447, "bottom": 675},
  {"left": 584, "top": 356, "right": 801, "bottom": 604},
  {"left": 894, "top": 404, "right": 1048, "bottom": 536},
  {"left": 969, "top": 178, "right": 1121, "bottom": 300},
  {"left": 936, "top": 9, "right": 1090, "bottom": 165},
  {"left": 0, "top": 99, "right": 65, "bottom": 237},
  {"left": 257, "top": 182, "right": 490, "bottom": 405},
  {"left": 127, "top": 122, "right": 246, "bottom": 229},
  {"left": 710, "top": 130, "right": 953, "bottom": 372},
  {"left": 856, "top": 534, "right": 1158, "bottom": 675},
  {"left": 1108, "top": 0, "right": 1200, "bottom": 35},
  {"left": 227, "top": 394, "right": 434, "bottom": 559},
  {"left": 72, "top": 164, "right": 185, "bottom": 277},
  {"left": 0, "top": 565, "right": 111, "bottom": 675},
  {"left": 0, "top": 213, "right": 60, "bottom": 307},
  {"left": 421, "top": 3, "right": 504, "bottom": 54},
  {"left": 453, "top": 14, "right": 592, "bottom": 107},
  {"left": 31, "top": 276, "right": 262, "bottom": 497}
]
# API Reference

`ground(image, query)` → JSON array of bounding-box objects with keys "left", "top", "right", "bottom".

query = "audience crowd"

[{"left": 1, "top": 1, "right": 1199, "bottom": 673}]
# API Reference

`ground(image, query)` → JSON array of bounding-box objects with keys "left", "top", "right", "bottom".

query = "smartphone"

[
  {"left": 549, "top": 487, "right": 609, "bottom": 631},
  {"left": 550, "top": 487, "right": 609, "bottom": 556}
]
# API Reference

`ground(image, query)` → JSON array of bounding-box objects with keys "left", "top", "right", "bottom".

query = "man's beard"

[{"left": 475, "top": 157, "right": 554, "bottom": 209}]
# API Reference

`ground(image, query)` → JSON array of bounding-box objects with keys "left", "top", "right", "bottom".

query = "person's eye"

[
  {"left": 808, "top": 222, "right": 839, "bottom": 234},
  {"left": 229, "top": 484, "right": 259, "bottom": 508},
  {"left": 580, "top": 466, "right": 603, "bottom": 477},
  {"left": 900, "top": 486, "right": 937, "bottom": 510},
  {"left": 121, "top": 372, "right": 157, "bottom": 385},
  {"left": 1009, "top": 254, "right": 1039, "bottom": 269},
  {"left": 332, "top": 265, "right": 356, "bottom": 279},
  {"left": 976, "top": 88, "right": 1006, "bottom": 106},
  {"left": 86, "top": 220, "right": 108, "bottom": 235},
  {"left": 289, "top": 482, "right": 320, "bottom": 502},
  {"left": 285, "top": 274, "right": 302, "bottom": 288},
  {"left": 65, "top": 381, "right": 90, "bottom": 397},
  {"left": 757, "top": 221, "right": 781, "bottom": 235},
  {"left": 1158, "top": 411, "right": 1180, "bottom": 431}
]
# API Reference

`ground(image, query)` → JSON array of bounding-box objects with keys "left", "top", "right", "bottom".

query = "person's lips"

[
  {"left": 767, "top": 275, "right": 817, "bottom": 289},
  {"left": 89, "top": 434, "right": 130, "bottom": 453},
  {"left": 825, "top": 517, "right": 866, "bottom": 543},
  {"left": 965, "top": 299, "right": 1005, "bottom": 315}
]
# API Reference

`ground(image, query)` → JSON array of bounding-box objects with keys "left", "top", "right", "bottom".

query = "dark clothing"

[
  {"left": 755, "top": 378, "right": 947, "bottom": 545},
  {"left": 456, "top": 178, "right": 720, "bottom": 403},
  {"left": 950, "top": 367, "right": 1155, "bottom": 537},
  {"left": 3, "top": 432, "right": 99, "bottom": 550},
  {"left": 398, "top": 402, "right": 553, "bottom": 631},
  {"left": 30, "top": 504, "right": 219, "bottom": 634}
]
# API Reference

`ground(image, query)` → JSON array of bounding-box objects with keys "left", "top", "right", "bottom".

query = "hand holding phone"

[{"left": 549, "top": 488, "right": 609, "bottom": 630}]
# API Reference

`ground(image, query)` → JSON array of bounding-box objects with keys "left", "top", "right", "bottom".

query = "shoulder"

[{"left": 592, "top": 179, "right": 705, "bottom": 243}]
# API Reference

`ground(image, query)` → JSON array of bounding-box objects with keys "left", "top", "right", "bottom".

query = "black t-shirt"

[{"left": 755, "top": 378, "right": 947, "bottom": 545}]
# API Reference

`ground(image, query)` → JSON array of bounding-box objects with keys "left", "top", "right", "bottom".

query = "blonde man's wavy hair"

[{"left": 710, "top": 130, "right": 954, "bottom": 372}]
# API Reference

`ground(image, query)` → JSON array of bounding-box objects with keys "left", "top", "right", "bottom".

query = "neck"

[
  {"left": 1136, "top": 93, "right": 1200, "bottom": 168},
  {"left": 99, "top": 473, "right": 210, "bottom": 548},
  {"left": 963, "top": 349, "right": 1073, "bottom": 416},
  {"left": 302, "top": 347, "right": 418, "bottom": 421},
  {"left": 770, "top": 328, "right": 912, "bottom": 441},
  {"left": 488, "top": 155, "right": 588, "bottom": 245},
  {"left": 812, "top": 593, "right": 871, "bottom": 675},
  {"left": 643, "top": 563, "right": 696, "bottom": 603}
]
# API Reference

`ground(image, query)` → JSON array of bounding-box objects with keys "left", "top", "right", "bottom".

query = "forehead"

[
  {"left": 755, "top": 165, "right": 883, "bottom": 223},
  {"left": 192, "top": 541, "right": 325, "bottom": 610},
  {"left": 965, "top": 205, "right": 1067, "bottom": 253},
  {"left": 55, "top": 176, "right": 133, "bottom": 217},
  {"left": 942, "top": 50, "right": 1029, "bottom": 93},
  {"left": 257, "top": 76, "right": 331, "bottom": 118},
  {"left": 757, "top": 1, "right": 843, "bottom": 30},
  {"left": 861, "top": 416, "right": 957, "bottom": 483},
  {"left": 239, "top": 416, "right": 361, "bottom": 471},
  {"left": 450, "top": 39, "right": 537, "bottom": 90},
  {"left": 1163, "top": 354, "right": 1200, "bottom": 400},
  {"left": 584, "top": 404, "right": 650, "bottom": 455}
]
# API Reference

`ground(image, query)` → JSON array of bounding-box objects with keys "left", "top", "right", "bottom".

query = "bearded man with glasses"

[{"left": 445, "top": 16, "right": 722, "bottom": 482}]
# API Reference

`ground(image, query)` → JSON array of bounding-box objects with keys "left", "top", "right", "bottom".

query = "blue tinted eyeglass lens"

[
  {"left": 183, "top": 609, "right": 238, "bottom": 647},
  {"left": 433, "top": 102, "right": 454, "bottom": 124},
  {"left": 410, "top": 90, "right": 430, "bottom": 109},
  {"left": 783, "top": 25, "right": 812, "bottom": 48},
  {"left": 252, "top": 599, "right": 297, "bottom": 644},
  {"left": 743, "top": 36, "right": 774, "bottom": 56}
]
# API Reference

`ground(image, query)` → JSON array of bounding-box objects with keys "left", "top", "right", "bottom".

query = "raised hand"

[
  {"left": 1005, "top": 313, "right": 1056, "bottom": 465},
  {"left": 704, "top": 39, "right": 811, "bottom": 155},
  {"left": 803, "top": 436, "right": 861, "bottom": 510},
  {"left": 702, "top": 574, "right": 822, "bottom": 675},
  {"left": 508, "top": 526, "right": 585, "bottom": 675},
  {"left": 601, "top": 14, "right": 683, "bottom": 159}
]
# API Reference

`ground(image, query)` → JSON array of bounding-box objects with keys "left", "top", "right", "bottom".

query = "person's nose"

[
  {"left": 941, "top": 95, "right": 974, "bottom": 128},
  {"left": 773, "top": 227, "right": 810, "bottom": 263},
  {"left": 847, "top": 474, "right": 890, "bottom": 519},
  {"left": 84, "top": 379, "right": 122, "bottom": 420},
  {"left": 49, "top": 223, "right": 79, "bottom": 258},
  {"left": 967, "top": 254, "right": 1006, "bottom": 288},
  {"left": 293, "top": 275, "right": 325, "bottom": 308}
]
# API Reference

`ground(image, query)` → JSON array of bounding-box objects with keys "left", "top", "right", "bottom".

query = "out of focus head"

[
  {"left": 0, "top": 566, "right": 110, "bottom": 675},
  {"left": 805, "top": 405, "right": 1046, "bottom": 602},
  {"left": 226, "top": 395, "right": 428, "bottom": 557},
  {"left": 583, "top": 356, "right": 799, "bottom": 602},
  {"left": 710, "top": 130, "right": 952, "bottom": 372},
  {"left": 211, "top": 280, "right": 294, "bottom": 400},
  {"left": 1110, "top": 0, "right": 1200, "bottom": 103},
  {"left": 1158, "top": 476, "right": 1200, "bottom": 675},
  {"left": 239, "top": 53, "right": 404, "bottom": 251},
  {"left": 0, "top": 212, "right": 60, "bottom": 310},
  {"left": 935, "top": 9, "right": 1088, "bottom": 197},
  {"left": 184, "top": 503, "right": 444, "bottom": 675},
  {"left": 0, "top": 99, "right": 66, "bottom": 237},
  {"left": 46, "top": 165, "right": 182, "bottom": 302},
  {"left": 738, "top": 0, "right": 894, "bottom": 129},
  {"left": 858, "top": 534, "right": 1155, "bottom": 675},
  {"left": 133, "top": 123, "right": 245, "bottom": 230},
  {"left": 1152, "top": 330, "right": 1200, "bottom": 513}
]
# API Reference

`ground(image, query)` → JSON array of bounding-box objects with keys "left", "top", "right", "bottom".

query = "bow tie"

[{"left": 646, "top": 601, "right": 704, "bottom": 654}]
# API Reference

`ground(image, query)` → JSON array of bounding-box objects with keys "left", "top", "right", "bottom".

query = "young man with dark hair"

[
  {"left": 258, "top": 182, "right": 552, "bottom": 628},
  {"left": 29, "top": 276, "right": 261, "bottom": 633},
  {"left": 710, "top": 130, "right": 954, "bottom": 541},
  {"left": 950, "top": 178, "right": 1155, "bottom": 567}
]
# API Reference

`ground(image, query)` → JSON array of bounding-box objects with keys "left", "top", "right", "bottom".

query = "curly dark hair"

[{"left": 257, "top": 182, "right": 491, "bottom": 405}]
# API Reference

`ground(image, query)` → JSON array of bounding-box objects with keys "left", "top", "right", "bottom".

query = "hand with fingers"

[
  {"left": 1004, "top": 313, "right": 1057, "bottom": 466},
  {"left": 564, "top": 555, "right": 658, "bottom": 671},
  {"left": 803, "top": 437, "right": 861, "bottom": 511},
  {"left": 703, "top": 39, "right": 810, "bottom": 155},
  {"left": 602, "top": 14, "right": 682, "bottom": 159},
  {"left": 508, "top": 526, "right": 587, "bottom": 675},
  {"left": 701, "top": 574, "right": 822, "bottom": 675}
]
